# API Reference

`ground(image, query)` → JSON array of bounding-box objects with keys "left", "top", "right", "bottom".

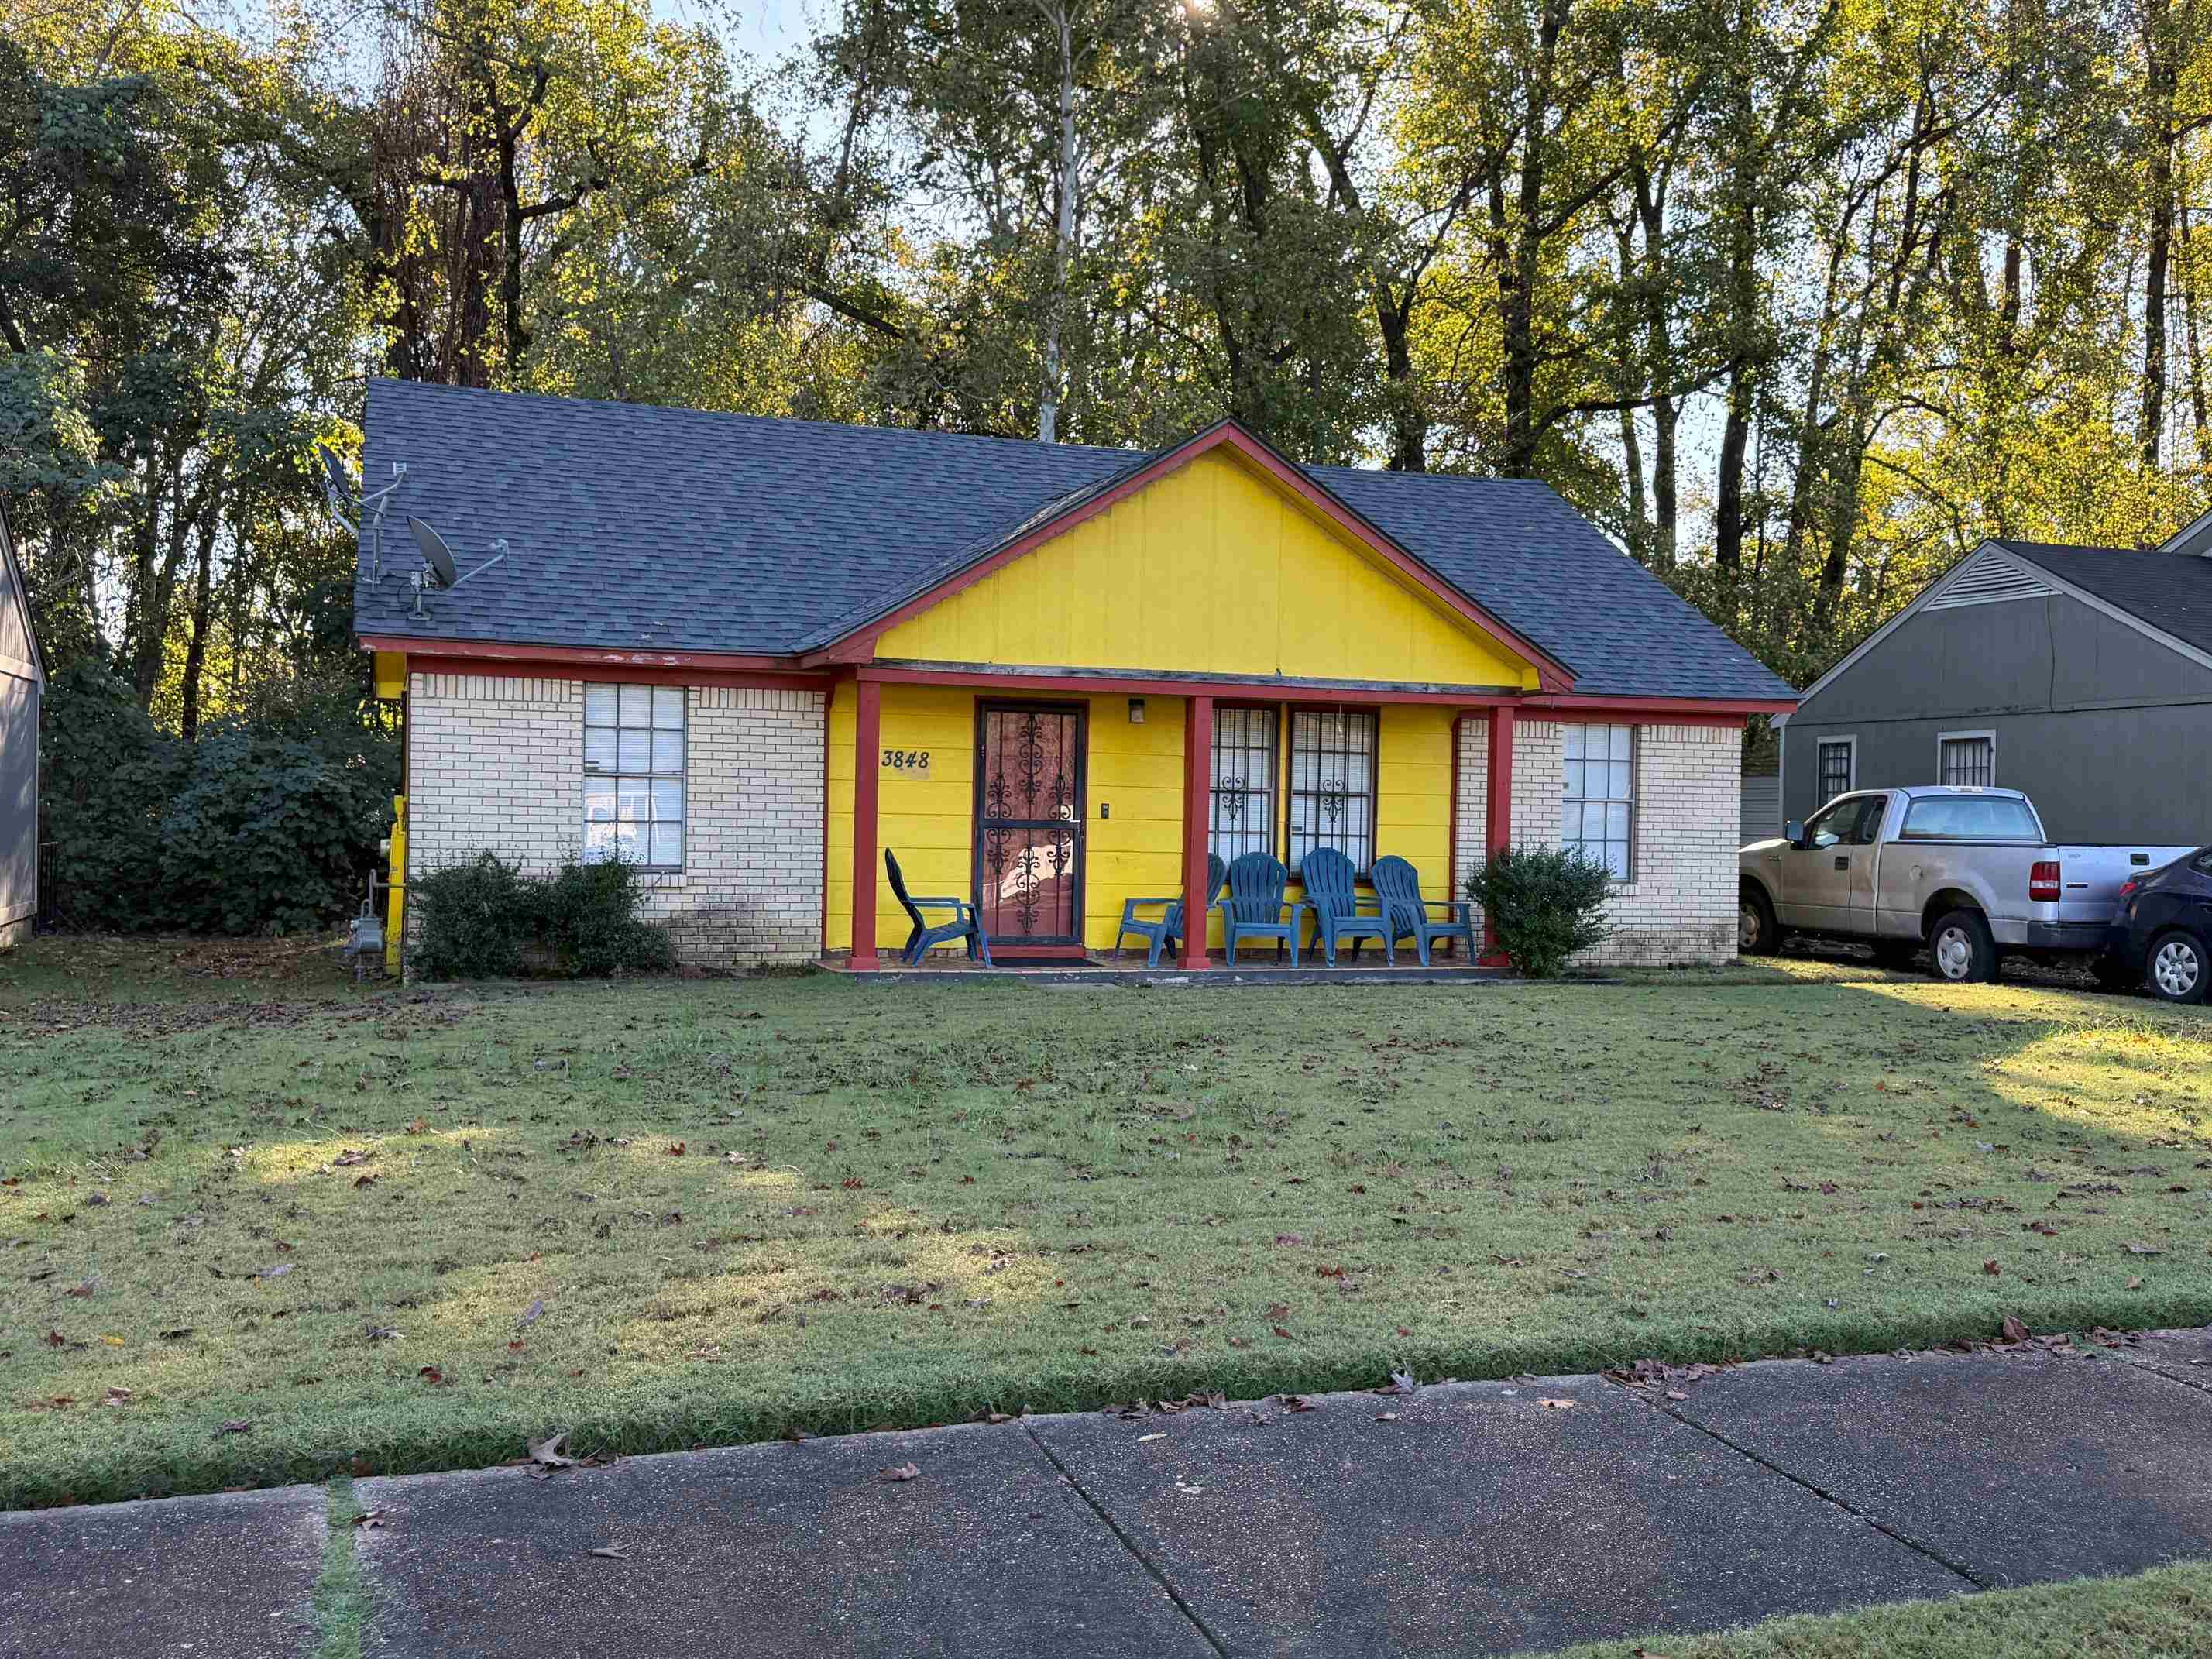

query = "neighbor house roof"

[
  {"left": 1997, "top": 540, "right": 2212, "bottom": 658},
  {"left": 352, "top": 378, "right": 1795, "bottom": 702}
]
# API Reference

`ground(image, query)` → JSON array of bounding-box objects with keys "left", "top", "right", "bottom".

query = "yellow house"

[{"left": 356, "top": 382, "right": 1796, "bottom": 972}]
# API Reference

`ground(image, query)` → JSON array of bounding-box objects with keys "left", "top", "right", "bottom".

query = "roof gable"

[
  {"left": 870, "top": 435, "right": 1553, "bottom": 690},
  {"left": 352, "top": 379, "right": 1795, "bottom": 702},
  {"left": 0, "top": 501, "right": 44, "bottom": 685}
]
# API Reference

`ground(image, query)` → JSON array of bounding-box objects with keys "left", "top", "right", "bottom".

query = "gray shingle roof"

[
  {"left": 354, "top": 378, "right": 1795, "bottom": 701},
  {"left": 1997, "top": 540, "right": 2212, "bottom": 658}
]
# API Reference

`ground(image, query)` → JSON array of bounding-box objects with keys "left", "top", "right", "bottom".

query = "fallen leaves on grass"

[
  {"left": 2126, "top": 1242, "right": 2165, "bottom": 1256},
  {"left": 215, "top": 1420, "right": 251, "bottom": 1436},
  {"left": 518, "top": 1299, "right": 544, "bottom": 1329},
  {"left": 527, "top": 1430, "right": 579, "bottom": 1478},
  {"left": 2001, "top": 1314, "right": 2029, "bottom": 1342}
]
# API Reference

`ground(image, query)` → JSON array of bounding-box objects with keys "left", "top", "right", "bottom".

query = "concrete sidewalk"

[{"left": 10, "top": 1331, "right": 2212, "bottom": 1659}]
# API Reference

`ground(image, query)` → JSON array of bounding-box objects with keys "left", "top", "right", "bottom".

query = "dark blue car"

[{"left": 2106, "top": 847, "right": 2212, "bottom": 1003}]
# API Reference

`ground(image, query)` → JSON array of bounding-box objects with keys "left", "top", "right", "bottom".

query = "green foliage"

[
  {"left": 38, "top": 661, "right": 399, "bottom": 935},
  {"left": 410, "top": 852, "right": 675, "bottom": 981},
  {"left": 1468, "top": 845, "right": 1616, "bottom": 978}
]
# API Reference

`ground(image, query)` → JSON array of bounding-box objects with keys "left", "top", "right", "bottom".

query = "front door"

[{"left": 974, "top": 703, "right": 1087, "bottom": 947}]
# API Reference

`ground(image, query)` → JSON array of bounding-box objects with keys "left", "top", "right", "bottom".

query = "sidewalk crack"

[
  {"left": 1618, "top": 1385, "right": 1989, "bottom": 1592},
  {"left": 1025, "top": 1424, "right": 1232, "bottom": 1658}
]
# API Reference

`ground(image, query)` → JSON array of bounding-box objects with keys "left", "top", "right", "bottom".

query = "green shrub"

[
  {"left": 410, "top": 852, "right": 674, "bottom": 981},
  {"left": 1466, "top": 845, "right": 1615, "bottom": 978}
]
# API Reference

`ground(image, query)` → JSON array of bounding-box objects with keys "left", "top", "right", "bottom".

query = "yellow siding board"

[{"left": 877, "top": 448, "right": 1532, "bottom": 688}]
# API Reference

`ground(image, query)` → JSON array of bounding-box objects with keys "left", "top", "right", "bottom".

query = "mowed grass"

[
  {"left": 1520, "top": 1562, "right": 2212, "bottom": 1657},
  {"left": 3, "top": 939, "right": 2211, "bottom": 1507}
]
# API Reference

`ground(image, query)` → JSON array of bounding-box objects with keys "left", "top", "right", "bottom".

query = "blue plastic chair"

[
  {"left": 1301, "top": 847, "right": 1394, "bottom": 966},
  {"left": 1115, "top": 854, "right": 1227, "bottom": 967},
  {"left": 884, "top": 850, "right": 991, "bottom": 966},
  {"left": 1372, "top": 855, "right": 1479, "bottom": 967},
  {"left": 1216, "top": 852, "right": 1304, "bottom": 965}
]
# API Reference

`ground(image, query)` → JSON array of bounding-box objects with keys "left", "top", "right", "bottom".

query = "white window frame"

[
  {"left": 582, "top": 683, "right": 687, "bottom": 872},
  {"left": 1561, "top": 722, "right": 1636, "bottom": 881},
  {"left": 1815, "top": 735, "right": 1856, "bottom": 803},
  {"left": 1936, "top": 728, "right": 1997, "bottom": 788}
]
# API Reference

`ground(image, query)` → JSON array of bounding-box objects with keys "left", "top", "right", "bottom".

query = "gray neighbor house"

[
  {"left": 0, "top": 502, "right": 43, "bottom": 947},
  {"left": 1777, "top": 511, "right": 2212, "bottom": 845}
]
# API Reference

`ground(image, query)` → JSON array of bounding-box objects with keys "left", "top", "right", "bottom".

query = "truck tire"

[
  {"left": 2147, "top": 929, "right": 2208, "bottom": 1005},
  {"left": 1739, "top": 884, "right": 1781, "bottom": 955},
  {"left": 1929, "top": 908, "right": 1999, "bottom": 984}
]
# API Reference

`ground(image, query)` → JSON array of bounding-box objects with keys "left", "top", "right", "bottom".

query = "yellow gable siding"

[{"left": 876, "top": 448, "right": 1538, "bottom": 690}]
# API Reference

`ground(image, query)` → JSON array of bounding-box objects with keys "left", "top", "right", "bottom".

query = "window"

[
  {"left": 1210, "top": 706, "right": 1278, "bottom": 862},
  {"left": 1899, "top": 794, "right": 2040, "bottom": 840},
  {"left": 1937, "top": 730, "right": 1995, "bottom": 787},
  {"left": 1286, "top": 709, "right": 1377, "bottom": 874},
  {"left": 583, "top": 683, "right": 685, "bottom": 869},
  {"left": 1817, "top": 737, "right": 1855, "bottom": 803},
  {"left": 1562, "top": 723, "right": 1634, "bottom": 878}
]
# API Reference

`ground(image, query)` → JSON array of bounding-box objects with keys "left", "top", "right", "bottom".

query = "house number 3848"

[{"left": 881, "top": 747, "right": 931, "bottom": 778}]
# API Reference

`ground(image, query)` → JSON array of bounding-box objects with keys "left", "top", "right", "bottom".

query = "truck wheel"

[
  {"left": 1738, "top": 884, "right": 1781, "bottom": 955},
  {"left": 2148, "top": 929, "right": 2208, "bottom": 1005},
  {"left": 1929, "top": 908, "right": 1999, "bottom": 984}
]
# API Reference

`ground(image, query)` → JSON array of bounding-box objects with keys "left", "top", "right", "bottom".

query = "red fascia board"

[
  {"left": 363, "top": 636, "right": 826, "bottom": 690},
  {"left": 799, "top": 421, "right": 1578, "bottom": 692},
  {"left": 856, "top": 665, "right": 1525, "bottom": 708},
  {"left": 1519, "top": 693, "right": 1797, "bottom": 724}
]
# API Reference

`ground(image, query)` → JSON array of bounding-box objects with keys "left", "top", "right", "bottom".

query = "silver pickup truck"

[{"left": 1738, "top": 785, "right": 2196, "bottom": 983}]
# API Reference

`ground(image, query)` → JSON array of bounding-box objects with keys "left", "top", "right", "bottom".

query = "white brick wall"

[
  {"left": 406, "top": 673, "right": 826, "bottom": 969},
  {"left": 1451, "top": 716, "right": 1740, "bottom": 968}
]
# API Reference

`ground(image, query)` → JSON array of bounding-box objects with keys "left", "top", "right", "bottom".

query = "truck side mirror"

[{"left": 1784, "top": 819, "right": 1805, "bottom": 848}]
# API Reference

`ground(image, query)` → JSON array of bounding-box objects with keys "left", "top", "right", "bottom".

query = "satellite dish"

[
  {"left": 321, "top": 444, "right": 404, "bottom": 587},
  {"left": 404, "top": 514, "right": 510, "bottom": 615},
  {"left": 410, "top": 517, "right": 459, "bottom": 587},
  {"left": 316, "top": 443, "right": 358, "bottom": 530}
]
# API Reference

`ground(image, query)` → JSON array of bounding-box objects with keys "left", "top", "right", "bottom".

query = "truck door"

[
  {"left": 1776, "top": 796, "right": 1867, "bottom": 929},
  {"left": 1841, "top": 795, "right": 1890, "bottom": 929}
]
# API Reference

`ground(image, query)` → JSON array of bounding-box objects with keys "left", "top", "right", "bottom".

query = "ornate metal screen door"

[{"left": 974, "top": 705, "right": 1085, "bottom": 946}]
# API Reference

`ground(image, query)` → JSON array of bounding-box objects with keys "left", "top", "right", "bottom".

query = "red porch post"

[
  {"left": 1178, "top": 694, "right": 1214, "bottom": 969},
  {"left": 1482, "top": 704, "right": 1516, "bottom": 964},
  {"left": 850, "top": 678, "right": 883, "bottom": 971}
]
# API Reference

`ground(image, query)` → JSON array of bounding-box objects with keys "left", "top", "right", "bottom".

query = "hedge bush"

[
  {"left": 39, "top": 664, "right": 400, "bottom": 935},
  {"left": 410, "top": 851, "right": 675, "bottom": 981},
  {"left": 1466, "top": 844, "right": 1616, "bottom": 977}
]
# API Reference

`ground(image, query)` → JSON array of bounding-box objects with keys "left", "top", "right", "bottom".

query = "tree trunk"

[
  {"left": 2141, "top": 0, "right": 2176, "bottom": 467},
  {"left": 179, "top": 509, "right": 219, "bottom": 743}
]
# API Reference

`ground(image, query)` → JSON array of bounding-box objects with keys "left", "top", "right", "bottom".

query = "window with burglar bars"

[
  {"left": 1939, "top": 733, "right": 1995, "bottom": 787},
  {"left": 1210, "top": 706, "right": 1278, "bottom": 862},
  {"left": 1817, "top": 739, "right": 1854, "bottom": 802},
  {"left": 1286, "top": 709, "right": 1377, "bottom": 874},
  {"left": 583, "top": 683, "right": 685, "bottom": 870},
  {"left": 1561, "top": 723, "right": 1634, "bottom": 879}
]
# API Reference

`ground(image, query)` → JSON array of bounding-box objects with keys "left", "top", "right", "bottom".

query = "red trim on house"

[
  {"left": 1447, "top": 709, "right": 1463, "bottom": 893},
  {"left": 850, "top": 679, "right": 883, "bottom": 972},
  {"left": 857, "top": 665, "right": 1523, "bottom": 708},
  {"left": 1482, "top": 704, "right": 1515, "bottom": 964},
  {"left": 799, "top": 421, "right": 1578, "bottom": 691},
  {"left": 819, "top": 677, "right": 837, "bottom": 956},
  {"left": 1179, "top": 695, "right": 1214, "bottom": 970},
  {"left": 362, "top": 635, "right": 819, "bottom": 686},
  {"left": 1520, "top": 694, "right": 1791, "bottom": 721}
]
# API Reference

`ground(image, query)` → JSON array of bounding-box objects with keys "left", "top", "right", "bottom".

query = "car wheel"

[
  {"left": 1929, "top": 908, "right": 1999, "bottom": 984},
  {"left": 1738, "top": 884, "right": 1781, "bottom": 955},
  {"left": 2148, "top": 929, "right": 2209, "bottom": 1005}
]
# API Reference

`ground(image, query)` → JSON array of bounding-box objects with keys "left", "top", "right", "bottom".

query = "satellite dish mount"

[
  {"left": 316, "top": 442, "right": 405, "bottom": 586},
  {"left": 407, "top": 517, "right": 509, "bottom": 617}
]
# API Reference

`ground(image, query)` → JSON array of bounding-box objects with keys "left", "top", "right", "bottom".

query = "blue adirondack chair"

[
  {"left": 1372, "top": 855, "right": 1479, "bottom": 967},
  {"left": 1115, "top": 854, "right": 1227, "bottom": 967},
  {"left": 1216, "top": 852, "right": 1304, "bottom": 965},
  {"left": 1301, "top": 847, "right": 1394, "bottom": 966},
  {"left": 884, "top": 849, "right": 991, "bottom": 966}
]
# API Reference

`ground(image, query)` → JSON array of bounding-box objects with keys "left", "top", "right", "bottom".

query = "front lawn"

[{"left": 3, "top": 939, "right": 2210, "bottom": 1507}]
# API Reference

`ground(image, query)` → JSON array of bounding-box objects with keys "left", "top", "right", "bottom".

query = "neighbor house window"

[
  {"left": 1210, "top": 706, "right": 1278, "bottom": 863},
  {"left": 1938, "top": 730, "right": 1995, "bottom": 787},
  {"left": 1286, "top": 708, "right": 1377, "bottom": 874},
  {"left": 1562, "top": 723, "right": 1634, "bottom": 878},
  {"left": 1817, "top": 737, "right": 1855, "bottom": 802},
  {"left": 583, "top": 683, "right": 685, "bottom": 869}
]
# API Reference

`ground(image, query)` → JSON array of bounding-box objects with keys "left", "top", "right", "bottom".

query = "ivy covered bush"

[
  {"left": 1466, "top": 845, "right": 1616, "bottom": 978},
  {"left": 40, "top": 664, "right": 400, "bottom": 935},
  {"left": 410, "top": 851, "right": 675, "bottom": 981}
]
